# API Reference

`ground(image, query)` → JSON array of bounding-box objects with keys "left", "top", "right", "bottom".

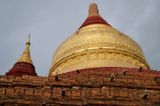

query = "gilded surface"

[
  {"left": 49, "top": 24, "right": 149, "bottom": 76},
  {"left": 17, "top": 41, "right": 33, "bottom": 64}
]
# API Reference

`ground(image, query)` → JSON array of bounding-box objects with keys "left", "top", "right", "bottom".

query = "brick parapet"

[{"left": 0, "top": 67, "right": 160, "bottom": 105}]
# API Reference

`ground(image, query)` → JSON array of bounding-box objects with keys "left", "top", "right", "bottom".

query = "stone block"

[
  {"left": 101, "top": 86, "right": 109, "bottom": 97},
  {"left": 92, "top": 88, "right": 100, "bottom": 97},
  {"left": 6, "top": 88, "right": 14, "bottom": 96},
  {"left": 15, "top": 87, "right": 24, "bottom": 95},
  {"left": 119, "top": 89, "right": 129, "bottom": 98},
  {"left": 34, "top": 89, "right": 43, "bottom": 96},
  {"left": 6, "top": 75, "right": 15, "bottom": 82},
  {"left": 81, "top": 88, "right": 90, "bottom": 97},
  {"left": 22, "top": 75, "right": 29, "bottom": 80},
  {"left": 64, "top": 88, "right": 71, "bottom": 97},
  {"left": 25, "top": 88, "right": 33, "bottom": 96},
  {"left": 53, "top": 87, "right": 61, "bottom": 97},
  {"left": 0, "top": 88, "right": 5, "bottom": 95},
  {"left": 112, "top": 88, "right": 120, "bottom": 97},
  {"left": 43, "top": 89, "right": 51, "bottom": 97},
  {"left": 48, "top": 76, "right": 54, "bottom": 83},
  {"left": 72, "top": 87, "right": 81, "bottom": 97},
  {"left": 28, "top": 76, "right": 37, "bottom": 81},
  {"left": 130, "top": 89, "right": 140, "bottom": 98},
  {"left": 14, "top": 76, "right": 22, "bottom": 81},
  {"left": 32, "top": 80, "right": 43, "bottom": 86},
  {"left": 41, "top": 76, "right": 48, "bottom": 82},
  {"left": 0, "top": 76, "right": 6, "bottom": 82}
]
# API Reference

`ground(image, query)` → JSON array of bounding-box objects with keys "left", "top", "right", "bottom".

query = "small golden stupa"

[
  {"left": 6, "top": 35, "right": 37, "bottom": 76},
  {"left": 49, "top": 3, "right": 149, "bottom": 76},
  {"left": 17, "top": 34, "right": 33, "bottom": 64}
]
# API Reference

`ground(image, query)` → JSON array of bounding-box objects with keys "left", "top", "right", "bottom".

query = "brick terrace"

[{"left": 0, "top": 67, "right": 160, "bottom": 106}]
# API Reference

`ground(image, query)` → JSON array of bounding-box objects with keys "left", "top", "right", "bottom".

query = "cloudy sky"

[{"left": 0, "top": 0, "right": 160, "bottom": 76}]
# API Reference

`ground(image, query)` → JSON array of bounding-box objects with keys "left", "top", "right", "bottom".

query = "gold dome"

[{"left": 49, "top": 3, "right": 149, "bottom": 76}]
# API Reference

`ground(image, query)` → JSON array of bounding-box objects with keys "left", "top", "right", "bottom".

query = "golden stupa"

[
  {"left": 17, "top": 34, "right": 33, "bottom": 64},
  {"left": 49, "top": 3, "right": 149, "bottom": 76}
]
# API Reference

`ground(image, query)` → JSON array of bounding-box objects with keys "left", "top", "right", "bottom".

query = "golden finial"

[
  {"left": 26, "top": 33, "right": 31, "bottom": 46},
  {"left": 17, "top": 34, "right": 33, "bottom": 64},
  {"left": 88, "top": 3, "right": 100, "bottom": 17}
]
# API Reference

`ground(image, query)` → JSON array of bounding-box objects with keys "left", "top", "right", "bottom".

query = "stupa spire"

[
  {"left": 17, "top": 34, "right": 33, "bottom": 64},
  {"left": 80, "top": 3, "right": 110, "bottom": 28},
  {"left": 88, "top": 3, "right": 99, "bottom": 17}
]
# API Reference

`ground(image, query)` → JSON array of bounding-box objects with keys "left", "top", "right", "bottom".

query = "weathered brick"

[
  {"left": 6, "top": 75, "right": 15, "bottom": 82},
  {"left": 0, "top": 76, "right": 7, "bottom": 82},
  {"left": 0, "top": 87, "right": 5, "bottom": 95},
  {"left": 28, "top": 76, "right": 37, "bottom": 81},
  {"left": 72, "top": 86, "right": 81, "bottom": 97},
  {"left": 92, "top": 88, "right": 100, "bottom": 97},
  {"left": 14, "top": 76, "right": 22, "bottom": 81},
  {"left": 0, "top": 67, "right": 160, "bottom": 105},
  {"left": 119, "top": 89, "right": 129, "bottom": 97},
  {"left": 6, "top": 88, "right": 14, "bottom": 96},
  {"left": 53, "top": 87, "right": 61, "bottom": 97},
  {"left": 22, "top": 75, "right": 29, "bottom": 80},
  {"left": 64, "top": 88, "right": 71, "bottom": 97},
  {"left": 81, "top": 88, "right": 90, "bottom": 97},
  {"left": 101, "top": 86, "right": 109, "bottom": 97},
  {"left": 41, "top": 76, "right": 48, "bottom": 82},
  {"left": 43, "top": 89, "right": 51, "bottom": 97},
  {"left": 15, "top": 87, "right": 24, "bottom": 95},
  {"left": 112, "top": 88, "right": 120, "bottom": 97},
  {"left": 34, "top": 89, "right": 43, "bottom": 96},
  {"left": 25, "top": 88, "right": 33, "bottom": 96},
  {"left": 48, "top": 76, "right": 55, "bottom": 83}
]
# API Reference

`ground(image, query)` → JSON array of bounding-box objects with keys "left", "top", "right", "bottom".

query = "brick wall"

[{"left": 0, "top": 67, "right": 160, "bottom": 105}]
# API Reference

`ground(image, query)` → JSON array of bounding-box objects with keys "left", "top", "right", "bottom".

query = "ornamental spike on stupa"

[
  {"left": 88, "top": 3, "right": 100, "bottom": 16},
  {"left": 6, "top": 34, "right": 37, "bottom": 76},
  {"left": 17, "top": 34, "right": 33, "bottom": 64},
  {"left": 80, "top": 3, "right": 110, "bottom": 28}
]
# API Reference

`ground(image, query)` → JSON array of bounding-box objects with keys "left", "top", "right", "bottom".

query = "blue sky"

[{"left": 0, "top": 0, "right": 160, "bottom": 76}]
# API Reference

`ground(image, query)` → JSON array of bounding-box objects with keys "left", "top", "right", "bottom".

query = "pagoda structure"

[
  {"left": 49, "top": 3, "right": 149, "bottom": 76},
  {"left": 5, "top": 35, "right": 37, "bottom": 76},
  {"left": 0, "top": 3, "right": 160, "bottom": 106}
]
